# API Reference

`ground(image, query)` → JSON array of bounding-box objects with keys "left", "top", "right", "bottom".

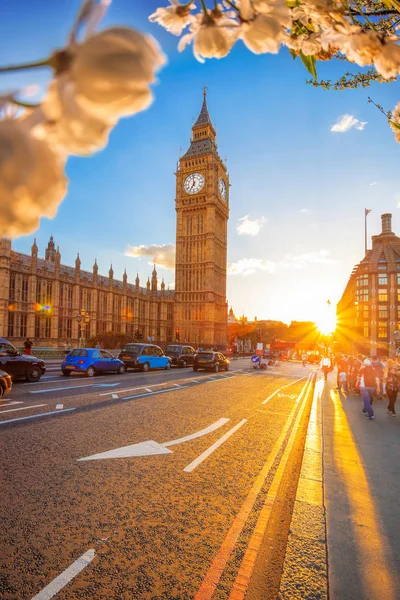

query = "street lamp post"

[{"left": 75, "top": 308, "right": 90, "bottom": 347}]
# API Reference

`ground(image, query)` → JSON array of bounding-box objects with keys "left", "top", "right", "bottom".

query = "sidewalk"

[{"left": 322, "top": 375, "right": 400, "bottom": 599}]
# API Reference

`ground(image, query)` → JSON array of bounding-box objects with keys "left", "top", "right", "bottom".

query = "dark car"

[
  {"left": 193, "top": 351, "right": 230, "bottom": 373},
  {"left": 0, "top": 370, "right": 12, "bottom": 398},
  {"left": 0, "top": 338, "right": 46, "bottom": 382},
  {"left": 117, "top": 344, "right": 171, "bottom": 372},
  {"left": 164, "top": 344, "right": 196, "bottom": 368}
]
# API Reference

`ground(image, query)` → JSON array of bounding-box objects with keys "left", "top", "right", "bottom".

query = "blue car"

[
  {"left": 61, "top": 348, "right": 126, "bottom": 377},
  {"left": 117, "top": 344, "right": 171, "bottom": 372}
]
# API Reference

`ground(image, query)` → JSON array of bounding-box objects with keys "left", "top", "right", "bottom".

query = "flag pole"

[{"left": 364, "top": 209, "right": 371, "bottom": 257}]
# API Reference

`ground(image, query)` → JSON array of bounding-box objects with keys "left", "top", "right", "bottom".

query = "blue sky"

[{"left": 1, "top": 0, "right": 399, "bottom": 324}]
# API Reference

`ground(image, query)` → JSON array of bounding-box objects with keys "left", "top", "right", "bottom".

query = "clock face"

[
  {"left": 184, "top": 172, "right": 205, "bottom": 194},
  {"left": 219, "top": 177, "right": 227, "bottom": 200}
]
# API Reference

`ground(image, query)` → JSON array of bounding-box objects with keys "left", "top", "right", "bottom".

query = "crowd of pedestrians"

[{"left": 319, "top": 353, "right": 398, "bottom": 421}]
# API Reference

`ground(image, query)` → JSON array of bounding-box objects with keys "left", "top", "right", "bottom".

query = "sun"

[{"left": 315, "top": 313, "right": 336, "bottom": 335}]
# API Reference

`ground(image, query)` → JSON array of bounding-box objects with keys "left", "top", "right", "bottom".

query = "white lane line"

[
  {"left": 0, "top": 404, "right": 47, "bottom": 414},
  {"left": 123, "top": 386, "right": 189, "bottom": 401},
  {"left": 173, "top": 383, "right": 181, "bottom": 387},
  {"left": 262, "top": 376, "right": 306, "bottom": 405},
  {"left": 0, "top": 407, "right": 76, "bottom": 426},
  {"left": 99, "top": 382, "right": 165, "bottom": 396},
  {"left": 183, "top": 419, "right": 248, "bottom": 473},
  {"left": 30, "top": 383, "right": 96, "bottom": 394},
  {"left": 145, "top": 388, "right": 152, "bottom": 393},
  {"left": 112, "top": 394, "right": 119, "bottom": 399},
  {"left": 31, "top": 548, "right": 95, "bottom": 600},
  {"left": 163, "top": 418, "right": 230, "bottom": 448},
  {"left": 189, "top": 379, "right": 201, "bottom": 384},
  {"left": 56, "top": 404, "right": 64, "bottom": 410},
  {"left": 22, "top": 376, "right": 96, "bottom": 386},
  {"left": 0, "top": 401, "right": 24, "bottom": 407}
]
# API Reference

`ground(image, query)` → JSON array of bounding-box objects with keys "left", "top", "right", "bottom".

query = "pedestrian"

[
  {"left": 64, "top": 341, "right": 72, "bottom": 356},
  {"left": 302, "top": 353, "right": 307, "bottom": 368},
  {"left": 95, "top": 342, "right": 101, "bottom": 350},
  {"left": 339, "top": 370, "right": 347, "bottom": 393},
  {"left": 24, "top": 338, "right": 33, "bottom": 355},
  {"left": 385, "top": 366, "right": 399, "bottom": 416},
  {"left": 371, "top": 356, "right": 384, "bottom": 401},
  {"left": 320, "top": 355, "right": 331, "bottom": 381},
  {"left": 336, "top": 354, "right": 349, "bottom": 389},
  {"left": 358, "top": 358, "right": 380, "bottom": 420}
]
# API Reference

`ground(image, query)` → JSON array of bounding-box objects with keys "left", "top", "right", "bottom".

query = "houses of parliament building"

[{"left": 0, "top": 92, "right": 229, "bottom": 348}]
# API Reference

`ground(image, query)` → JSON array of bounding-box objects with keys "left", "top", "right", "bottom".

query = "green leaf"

[
  {"left": 299, "top": 51, "right": 317, "bottom": 79},
  {"left": 381, "top": 0, "right": 400, "bottom": 11},
  {"left": 390, "top": 120, "right": 400, "bottom": 130}
]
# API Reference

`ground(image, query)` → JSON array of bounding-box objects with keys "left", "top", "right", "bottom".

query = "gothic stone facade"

[
  {"left": 0, "top": 93, "right": 229, "bottom": 348},
  {"left": 337, "top": 213, "right": 400, "bottom": 358}
]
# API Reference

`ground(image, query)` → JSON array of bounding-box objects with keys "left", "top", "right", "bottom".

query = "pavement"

[{"left": 1, "top": 362, "right": 399, "bottom": 599}]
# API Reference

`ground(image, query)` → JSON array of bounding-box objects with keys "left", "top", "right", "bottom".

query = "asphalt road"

[{"left": 1, "top": 360, "right": 316, "bottom": 599}]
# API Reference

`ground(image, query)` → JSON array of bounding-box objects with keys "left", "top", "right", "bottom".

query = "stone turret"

[
  {"left": 151, "top": 264, "right": 158, "bottom": 294},
  {"left": 123, "top": 268, "right": 127, "bottom": 285},
  {"left": 75, "top": 253, "right": 81, "bottom": 281},
  {"left": 55, "top": 246, "right": 61, "bottom": 271},
  {"left": 135, "top": 273, "right": 140, "bottom": 293},
  {"left": 146, "top": 277, "right": 151, "bottom": 293},
  {"left": 161, "top": 278, "right": 165, "bottom": 296},
  {"left": 45, "top": 235, "right": 56, "bottom": 262},
  {"left": 31, "top": 238, "right": 38, "bottom": 259}
]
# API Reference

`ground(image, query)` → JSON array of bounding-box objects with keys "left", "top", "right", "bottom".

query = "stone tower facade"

[{"left": 174, "top": 89, "right": 229, "bottom": 346}]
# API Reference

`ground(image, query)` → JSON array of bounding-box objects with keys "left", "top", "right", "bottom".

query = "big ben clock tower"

[{"left": 175, "top": 87, "right": 229, "bottom": 347}]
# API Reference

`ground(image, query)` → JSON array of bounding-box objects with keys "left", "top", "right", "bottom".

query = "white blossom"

[
  {"left": 0, "top": 118, "right": 68, "bottom": 238},
  {"left": 251, "top": 0, "right": 291, "bottom": 28},
  {"left": 390, "top": 102, "right": 400, "bottom": 144},
  {"left": 66, "top": 27, "right": 166, "bottom": 122},
  {"left": 323, "top": 26, "right": 382, "bottom": 66},
  {"left": 287, "top": 33, "right": 323, "bottom": 56},
  {"left": 374, "top": 40, "right": 400, "bottom": 79},
  {"left": 149, "top": 1, "right": 196, "bottom": 36},
  {"left": 40, "top": 76, "right": 113, "bottom": 156},
  {"left": 178, "top": 13, "right": 239, "bottom": 62},
  {"left": 241, "top": 13, "right": 288, "bottom": 54}
]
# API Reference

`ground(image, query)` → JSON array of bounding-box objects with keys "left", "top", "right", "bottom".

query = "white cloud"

[
  {"left": 370, "top": 181, "right": 378, "bottom": 187},
  {"left": 125, "top": 243, "right": 176, "bottom": 269},
  {"left": 331, "top": 114, "right": 367, "bottom": 133},
  {"left": 300, "top": 208, "right": 310, "bottom": 214},
  {"left": 236, "top": 215, "right": 266, "bottom": 236},
  {"left": 228, "top": 258, "right": 276, "bottom": 276},
  {"left": 281, "top": 249, "right": 338, "bottom": 269},
  {"left": 228, "top": 249, "right": 338, "bottom": 277}
]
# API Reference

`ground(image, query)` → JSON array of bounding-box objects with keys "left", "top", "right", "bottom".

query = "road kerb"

[{"left": 276, "top": 378, "right": 328, "bottom": 599}]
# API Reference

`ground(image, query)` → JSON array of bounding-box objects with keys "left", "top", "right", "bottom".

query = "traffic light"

[{"left": 175, "top": 328, "right": 180, "bottom": 341}]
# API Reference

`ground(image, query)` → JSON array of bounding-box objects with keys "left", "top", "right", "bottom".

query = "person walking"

[
  {"left": 24, "top": 338, "right": 33, "bottom": 355},
  {"left": 64, "top": 341, "right": 72, "bottom": 356},
  {"left": 358, "top": 358, "right": 380, "bottom": 420},
  {"left": 320, "top": 355, "right": 331, "bottom": 381},
  {"left": 302, "top": 353, "right": 307, "bottom": 368},
  {"left": 386, "top": 366, "right": 399, "bottom": 416}
]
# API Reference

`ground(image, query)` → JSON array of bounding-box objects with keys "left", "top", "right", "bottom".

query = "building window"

[
  {"left": 378, "top": 306, "right": 388, "bottom": 319},
  {"left": 8, "top": 312, "right": 15, "bottom": 337},
  {"left": 9, "top": 274, "right": 16, "bottom": 301},
  {"left": 19, "top": 314, "right": 27, "bottom": 338},
  {"left": 21, "top": 277, "right": 28, "bottom": 303},
  {"left": 378, "top": 289, "right": 387, "bottom": 302},
  {"left": 378, "top": 274, "right": 387, "bottom": 286},
  {"left": 356, "top": 289, "right": 369, "bottom": 302},
  {"left": 378, "top": 263, "right": 387, "bottom": 271},
  {"left": 363, "top": 325, "right": 369, "bottom": 338},
  {"left": 378, "top": 322, "right": 387, "bottom": 338},
  {"left": 356, "top": 274, "right": 368, "bottom": 287}
]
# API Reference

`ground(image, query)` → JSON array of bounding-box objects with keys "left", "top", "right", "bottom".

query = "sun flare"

[{"left": 315, "top": 313, "right": 337, "bottom": 335}]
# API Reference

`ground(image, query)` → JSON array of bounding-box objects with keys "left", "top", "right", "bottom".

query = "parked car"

[
  {"left": 0, "top": 337, "right": 46, "bottom": 382},
  {"left": 62, "top": 348, "right": 126, "bottom": 377},
  {"left": 117, "top": 344, "right": 171, "bottom": 372},
  {"left": 164, "top": 344, "right": 196, "bottom": 368},
  {"left": 0, "top": 369, "right": 12, "bottom": 398},
  {"left": 193, "top": 351, "right": 230, "bottom": 373}
]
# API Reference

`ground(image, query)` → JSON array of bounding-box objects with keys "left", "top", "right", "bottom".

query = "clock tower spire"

[{"left": 174, "top": 89, "right": 229, "bottom": 347}]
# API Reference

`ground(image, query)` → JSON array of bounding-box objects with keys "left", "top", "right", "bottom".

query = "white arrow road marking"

[
  {"left": 31, "top": 548, "right": 95, "bottom": 600},
  {"left": 77, "top": 418, "right": 230, "bottom": 462},
  {"left": 183, "top": 419, "right": 248, "bottom": 473},
  {"left": 0, "top": 404, "right": 47, "bottom": 414},
  {"left": 78, "top": 440, "right": 172, "bottom": 461},
  {"left": 162, "top": 418, "right": 230, "bottom": 447},
  {"left": 111, "top": 394, "right": 119, "bottom": 399},
  {"left": 262, "top": 376, "right": 306, "bottom": 405},
  {"left": 56, "top": 404, "right": 64, "bottom": 410}
]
